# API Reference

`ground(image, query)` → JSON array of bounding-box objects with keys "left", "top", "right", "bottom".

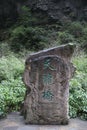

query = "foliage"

[
  {"left": 80, "top": 27, "right": 87, "bottom": 51},
  {"left": 9, "top": 5, "right": 50, "bottom": 52},
  {"left": 10, "top": 25, "right": 48, "bottom": 52},
  {"left": 57, "top": 31, "right": 75, "bottom": 44},
  {"left": 0, "top": 43, "right": 11, "bottom": 57},
  {"left": 0, "top": 55, "right": 26, "bottom": 118},
  {"left": 0, "top": 50, "right": 87, "bottom": 121},
  {"left": 69, "top": 55, "right": 87, "bottom": 120},
  {"left": 0, "top": 55, "right": 24, "bottom": 81},
  {"left": 67, "top": 22, "right": 83, "bottom": 38},
  {"left": 0, "top": 5, "right": 87, "bottom": 121},
  {"left": 18, "top": 6, "right": 38, "bottom": 26},
  {"left": 5, "top": 6, "right": 87, "bottom": 52},
  {"left": 0, "top": 78, "right": 26, "bottom": 118},
  {"left": 1, "top": 6, "right": 87, "bottom": 53},
  {"left": 57, "top": 21, "right": 87, "bottom": 50}
]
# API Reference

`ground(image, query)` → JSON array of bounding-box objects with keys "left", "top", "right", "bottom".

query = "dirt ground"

[{"left": 0, "top": 112, "right": 87, "bottom": 130}]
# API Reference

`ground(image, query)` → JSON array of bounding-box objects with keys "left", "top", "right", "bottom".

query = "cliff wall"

[{"left": 0, "top": 0, "right": 87, "bottom": 28}]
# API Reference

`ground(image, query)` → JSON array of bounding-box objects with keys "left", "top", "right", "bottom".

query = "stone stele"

[{"left": 23, "top": 43, "right": 76, "bottom": 125}]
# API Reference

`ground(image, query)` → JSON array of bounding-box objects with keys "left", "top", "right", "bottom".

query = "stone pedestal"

[{"left": 23, "top": 44, "right": 75, "bottom": 125}]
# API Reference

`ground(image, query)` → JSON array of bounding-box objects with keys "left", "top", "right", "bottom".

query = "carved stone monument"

[{"left": 23, "top": 43, "right": 75, "bottom": 125}]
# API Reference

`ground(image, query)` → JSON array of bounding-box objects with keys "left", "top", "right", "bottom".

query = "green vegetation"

[
  {"left": 69, "top": 55, "right": 87, "bottom": 120},
  {"left": 0, "top": 52, "right": 87, "bottom": 120},
  {"left": 8, "top": 6, "right": 87, "bottom": 52},
  {"left": 9, "top": 6, "right": 50, "bottom": 52},
  {"left": 1, "top": 6, "right": 87, "bottom": 52},
  {"left": 10, "top": 26, "right": 48, "bottom": 52},
  {"left": 57, "top": 31, "right": 75, "bottom": 44},
  {"left": 0, "top": 55, "right": 26, "bottom": 118},
  {"left": 57, "top": 21, "right": 87, "bottom": 48},
  {"left": 0, "top": 5, "right": 87, "bottom": 120}
]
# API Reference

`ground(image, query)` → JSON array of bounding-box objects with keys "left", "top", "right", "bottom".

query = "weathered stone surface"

[{"left": 23, "top": 43, "right": 75, "bottom": 125}]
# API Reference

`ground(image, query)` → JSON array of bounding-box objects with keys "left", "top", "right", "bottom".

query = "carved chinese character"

[
  {"left": 42, "top": 73, "right": 53, "bottom": 85},
  {"left": 42, "top": 90, "right": 54, "bottom": 101}
]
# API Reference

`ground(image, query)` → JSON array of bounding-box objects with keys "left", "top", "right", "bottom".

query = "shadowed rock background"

[{"left": 0, "top": 0, "right": 87, "bottom": 28}]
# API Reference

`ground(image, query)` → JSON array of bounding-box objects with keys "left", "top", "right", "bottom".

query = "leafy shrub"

[
  {"left": 67, "top": 22, "right": 83, "bottom": 38},
  {"left": 0, "top": 78, "right": 26, "bottom": 118},
  {"left": 58, "top": 31, "right": 75, "bottom": 44},
  {"left": 80, "top": 27, "right": 87, "bottom": 51},
  {"left": 0, "top": 43, "right": 11, "bottom": 57},
  {"left": 9, "top": 5, "right": 51, "bottom": 52},
  {"left": 0, "top": 55, "right": 26, "bottom": 118},
  {"left": 18, "top": 6, "right": 38, "bottom": 26},
  {"left": 58, "top": 21, "right": 87, "bottom": 51},
  {"left": 69, "top": 55, "right": 87, "bottom": 120},
  {"left": 0, "top": 55, "right": 24, "bottom": 81},
  {"left": 1, "top": 5, "right": 52, "bottom": 52},
  {"left": 10, "top": 25, "right": 48, "bottom": 52}
]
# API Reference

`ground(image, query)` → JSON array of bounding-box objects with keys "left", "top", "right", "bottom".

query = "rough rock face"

[
  {"left": 23, "top": 44, "right": 75, "bottom": 125},
  {"left": 0, "top": 0, "right": 18, "bottom": 28},
  {"left": 0, "top": 0, "right": 87, "bottom": 28},
  {"left": 26, "top": 0, "right": 87, "bottom": 21}
]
